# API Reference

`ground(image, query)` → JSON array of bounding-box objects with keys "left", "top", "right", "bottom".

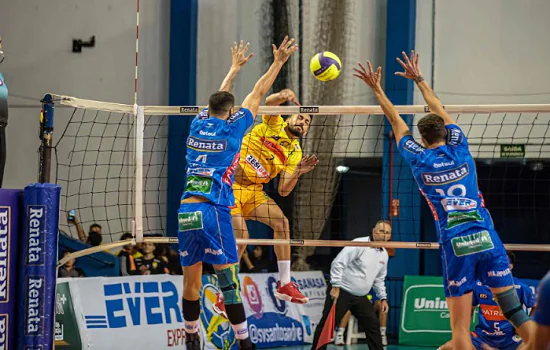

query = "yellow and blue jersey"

[
  {"left": 471, "top": 278, "right": 535, "bottom": 347},
  {"left": 181, "top": 107, "right": 254, "bottom": 207},
  {"left": 397, "top": 124, "right": 494, "bottom": 243}
]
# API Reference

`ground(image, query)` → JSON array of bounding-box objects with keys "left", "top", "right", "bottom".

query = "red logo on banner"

[{"left": 243, "top": 276, "right": 263, "bottom": 318}]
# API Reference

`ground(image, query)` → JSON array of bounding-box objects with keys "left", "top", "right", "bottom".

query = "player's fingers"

[
  {"left": 239, "top": 40, "right": 243, "bottom": 51},
  {"left": 242, "top": 42, "right": 250, "bottom": 53},
  {"left": 279, "top": 35, "right": 289, "bottom": 49},
  {"left": 353, "top": 68, "right": 365, "bottom": 76},
  {"left": 357, "top": 62, "right": 367, "bottom": 73},
  {"left": 402, "top": 51, "right": 411, "bottom": 65},
  {"left": 244, "top": 53, "right": 254, "bottom": 62},
  {"left": 285, "top": 38, "right": 295, "bottom": 49},
  {"left": 232, "top": 42, "right": 237, "bottom": 53},
  {"left": 352, "top": 73, "right": 364, "bottom": 80},
  {"left": 272, "top": 44, "right": 277, "bottom": 53},
  {"left": 289, "top": 44, "right": 299, "bottom": 53},
  {"left": 396, "top": 57, "right": 407, "bottom": 69},
  {"left": 415, "top": 52, "right": 419, "bottom": 66},
  {"left": 366, "top": 60, "right": 374, "bottom": 73},
  {"left": 377, "top": 67, "right": 382, "bottom": 76},
  {"left": 410, "top": 49, "right": 415, "bottom": 63}
]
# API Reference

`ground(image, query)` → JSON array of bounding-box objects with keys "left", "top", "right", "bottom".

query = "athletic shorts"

[
  {"left": 440, "top": 229, "right": 513, "bottom": 297},
  {"left": 230, "top": 182, "right": 270, "bottom": 217},
  {"left": 178, "top": 202, "right": 238, "bottom": 266},
  {"left": 470, "top": 330, "right": 522, "bottom": 350}
]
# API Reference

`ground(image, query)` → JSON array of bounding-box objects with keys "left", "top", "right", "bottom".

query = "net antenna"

[{"left": 132, "top": 0, "right": 142, "bottom": 242}]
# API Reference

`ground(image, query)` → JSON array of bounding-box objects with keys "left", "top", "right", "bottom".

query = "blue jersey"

[
  {"left": 472, "top": 278, "right": 536, "bottom": 340},
  {"left": 181, "top": 107, "right": 253, "bottom": 206},
  {"left": 398, "top": 124, "right": 494, "bottom": 242},
  {"left": 534, "top": 270, "right": 550, "bottom": 326}
]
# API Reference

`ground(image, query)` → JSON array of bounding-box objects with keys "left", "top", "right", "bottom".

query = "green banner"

[
  {"left": 500, "top": 144, "right": 525, "bottom": 158},
  {"left": 55, "top": 282, "right": 81, "bottom": 349},
  {"left": 399, "top": 276, "right": 477, "bottom": 347}
]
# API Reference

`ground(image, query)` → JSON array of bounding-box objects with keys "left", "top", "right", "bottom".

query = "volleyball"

[{"left": 310, "top": 51, "right": 342, "bottom": 81}]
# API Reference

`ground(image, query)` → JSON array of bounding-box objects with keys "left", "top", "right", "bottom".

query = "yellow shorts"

[{"left": 230, "top": 182, "right": 271, "bottom": 217}]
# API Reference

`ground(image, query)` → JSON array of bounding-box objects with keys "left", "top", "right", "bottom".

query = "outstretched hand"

[
  {"left": 231, "top": 40, "right": 254, "bottom": 69},
  {"left": 272, "top": 36, "right": 299, "bottom": 64},
  {"left": 395, "top": 50, "right": 423, "bottom": 81},
  {"left": 353, "top": 61, "right": 382, "bottom": 89},
  {"left": 279, "top": 89, "right": 300, "bottom": 105},
  {"left": 297, "top": 155, "right": 319, "bottom": 175}
]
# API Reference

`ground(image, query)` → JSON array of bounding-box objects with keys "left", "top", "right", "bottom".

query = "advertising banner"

[
  {"left": 0, "top": 189, "right": 22, "bottom": 350},
  {"left": 399, "top": 275, "right": 538, "bottom": 347},
  {"left": 57, "top": 271, "right": 326, "bottom": 349}
]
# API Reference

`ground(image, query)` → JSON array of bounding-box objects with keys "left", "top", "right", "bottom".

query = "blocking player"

[
  {"left": 528, "top": 270, "right": 550, "bottom": 349},
  {"left": 178, "top": 37, "right": 297, "bottom": 350},
  {"left": 353, "top": 50, "right": 534, "bottom": 349},
  {"left": 215, "top": 88, "right": 318, "bottom": 313},
  {"left": 438, "top": 252, "right": 536, "bottom": 350}
]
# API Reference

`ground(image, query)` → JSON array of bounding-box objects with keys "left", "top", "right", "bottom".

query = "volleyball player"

[
  {"left": 353, "top": 50, "right": 534, "bottom": 349},
  {"left": 178, "top": 37, "right": 297, "bottom": 350},
  {"left": 213, "top": 88, "right": 318, "bottom": 315}
]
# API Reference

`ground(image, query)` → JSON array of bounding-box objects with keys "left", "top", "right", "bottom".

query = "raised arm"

[
  {"left": 218, "top": 40, "right": 254, "bottom": 93},
  {"left": 265, "top": 89, "right": 300, "bottom": 106},
  {"left": 241, "top": 36, "right": 298, "bottom": 116},
  {"left": 396, "top": 50, "right": 455, "bottom": 125},
  {"left": 354, "top": 61, "right": 410, "bottom": 145}
]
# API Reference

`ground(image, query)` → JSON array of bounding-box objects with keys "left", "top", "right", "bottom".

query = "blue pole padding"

[
  {"left": 41, "top": 94, "right": 54, "bottom": 130},
  {"left": 0, "top": 189, "right": 23, "bottom": 350},
  {"left": 17, "top": 183, "right": 61, "bottom": 350}
]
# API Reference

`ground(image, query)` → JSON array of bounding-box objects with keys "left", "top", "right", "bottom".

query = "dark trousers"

[
  {"left": 311, "top": 284, "right": 383, "bottom": 350},
  {"left": 0, "top": 126, "right": 5, "bottom": 187}
]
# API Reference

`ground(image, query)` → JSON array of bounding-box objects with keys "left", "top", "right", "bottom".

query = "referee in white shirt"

[{"left": 311, "top": 220, "right": 392, "bottom": 350}]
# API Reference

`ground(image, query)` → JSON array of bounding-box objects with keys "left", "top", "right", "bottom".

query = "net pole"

[
  {"left": 39, "top": 94, "right": 54, "bottom": 183},
  {"left": 134, "top": 105, "right": 144, "bottom": 242}
]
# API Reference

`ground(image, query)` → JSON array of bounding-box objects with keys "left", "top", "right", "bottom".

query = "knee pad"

[
  {"left": 494, "top": 287, "right": 530, "bottom": 328},
  {"left": 215, "top": 264, "right": 242, "bottom": 305}
]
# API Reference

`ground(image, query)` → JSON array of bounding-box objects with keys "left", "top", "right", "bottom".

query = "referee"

[
  {"left": 311, "top": 220, "right": 391, "bottom": 350},
  {"left": 0, "top": 34, "right": 7, "bottom": 187}
]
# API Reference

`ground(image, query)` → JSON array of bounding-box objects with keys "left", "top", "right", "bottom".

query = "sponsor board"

[
  {"left": 57, "top": 272, "right": 325, "bottom": 349},
  {"left": 500, "top": 144, "right": 525, "bottom": 158},
  {"left": 399, "top": 276, "right": 477, "bottom": 346}
]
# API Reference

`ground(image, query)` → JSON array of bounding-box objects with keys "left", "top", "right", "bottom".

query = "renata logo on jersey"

[
  {"left": 441, "top": 197, "right": 477, "bottom": 212},
  {"left": 421, "top": 163, "right": 469, "bottom": 185},
  {"left": 187, "top": 137, "right": 226, "bottom": 152},
  {"left": 403, "top": 139, "right": 425, "bottom": 154},
  {"left": 245, "top": 154, "right": 270, "bottom": 178}
]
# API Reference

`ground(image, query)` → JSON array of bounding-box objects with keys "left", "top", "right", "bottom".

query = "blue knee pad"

[
  {"left": 215, "top": 264, "right": 242, "bottom": 305},
  {"left": 495, "top": 287, "right": 530, "bottom": 328}
]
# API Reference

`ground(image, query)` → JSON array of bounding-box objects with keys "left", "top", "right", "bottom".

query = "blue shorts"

[
  {"left": 440, "top": 229, "right": 513, "bottom": 297},
  {"left": 471, "top": 331, "right": 522, "bottom": 350},
  {"left": 177, "top": 202, "right": 238, "bottom": 266}
]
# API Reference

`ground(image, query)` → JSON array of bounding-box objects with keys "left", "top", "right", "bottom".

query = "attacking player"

[
  {"left": 178, "top": 37, "right": 297, "bottom": 350},
  {"left": 353, "top": 50, "right": 535, "bottom": 349},
  {"left": 438, "top": 252, "right": 536, "bottom": 350},
  {"left": 214, "top": 88, "right": 319, "bottom": 314}
]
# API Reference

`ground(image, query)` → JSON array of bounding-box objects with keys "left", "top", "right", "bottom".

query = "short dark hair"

[
  {"left": 87, "top": 232, "right": 102, "bottom": 247},
  {"left": 89, "top": 223, "right": 102, "bottom": 231},
  {"left": 121, "top": 232, "right": 133, "bottom": 240},
  {"left": 417, "top": 114, "right": 446, "bottom": 145},
  {"left": 208, "top": 91, "right": 235, "bottom": 116},
  {"left": 507, "top": 251, "right": 516, "bottom": 265}
]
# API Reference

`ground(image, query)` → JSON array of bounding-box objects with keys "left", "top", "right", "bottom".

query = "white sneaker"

[
  {"left": 381, "top": 334, "right": 388, "bottom": 346},
  {"left": 334, "top": 333, "right": 345, "bottom": 346}
]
